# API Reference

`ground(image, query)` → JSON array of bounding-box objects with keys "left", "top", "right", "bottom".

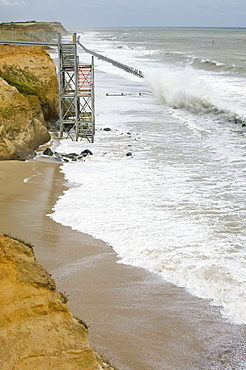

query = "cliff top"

[{"left": 0, "top": 21, "right": 67, "bottom": 35}]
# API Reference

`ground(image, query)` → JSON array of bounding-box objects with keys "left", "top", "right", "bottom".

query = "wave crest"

[{"left": 145, "top": 67, "right": 245, "bottom": 125}]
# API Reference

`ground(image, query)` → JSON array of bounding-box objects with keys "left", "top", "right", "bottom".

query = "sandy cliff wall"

[
  {"left": 0, "top": 45, "right": 59, "bottom": 160},
  {"left": 0, "top": 234, "right": 113, "bottom": 370}
]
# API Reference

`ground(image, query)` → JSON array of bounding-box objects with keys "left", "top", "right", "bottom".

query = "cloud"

[{"left": 0, "top": 0, "right": 26, "bottom": 5}]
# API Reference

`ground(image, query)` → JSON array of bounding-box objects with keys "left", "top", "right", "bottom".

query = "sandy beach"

[{"left": 0, "top": 151, "right": 245, "bottom": 369}]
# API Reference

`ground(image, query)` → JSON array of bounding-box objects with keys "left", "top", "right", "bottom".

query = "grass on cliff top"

[
  {"left": 0, "top": 21, "right": 67, "bottom": 36},
  {"left": 0, "top": 64, "right": 40, "bottom": 96}
]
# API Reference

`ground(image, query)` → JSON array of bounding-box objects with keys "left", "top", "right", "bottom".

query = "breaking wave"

[{"left": 145, "top": 67, "right": 246, "bottom": 125}]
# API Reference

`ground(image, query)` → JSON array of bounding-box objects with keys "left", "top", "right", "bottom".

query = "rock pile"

[{"left": 43, "top": 148, "right": 93, "bottom": 162}]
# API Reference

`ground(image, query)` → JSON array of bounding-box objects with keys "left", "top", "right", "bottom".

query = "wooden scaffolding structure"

[{"left": 58, "top": 33, "right": 95, "bottom": 142}]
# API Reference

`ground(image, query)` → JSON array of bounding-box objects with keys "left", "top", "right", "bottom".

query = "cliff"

[
  {"left": 0, "top": 44, "right": 59, "bottom": 160},
  {"left": 0, "top": 21, "right": 67, "bottom": 35},
  {"left": 0, "top": 234, "right": 114, "bottom": 370}
]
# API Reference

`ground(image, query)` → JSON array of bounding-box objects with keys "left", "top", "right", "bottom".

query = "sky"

[{"left": 0, "top": 0, "right": 245, "bottom": 29}]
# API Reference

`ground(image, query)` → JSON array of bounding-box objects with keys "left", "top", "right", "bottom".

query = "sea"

[{"left": 49, "top": 28, "right": 246, "bottom": 330}]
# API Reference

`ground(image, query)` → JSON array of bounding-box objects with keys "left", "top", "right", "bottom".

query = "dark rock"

[
  {"left": 54, "top": 157, "right": 63, "bottom": 162},
  {"left": 80, "top": 149, "right": 93, "bottom": 157},
  {"left": 69, "top": 153, "right": 79, "bottom": 156},
  {"left": 126, "top": 152, "right": 133, "bottom": 157},
  {"left": 43, "top": 148, "right": 53, "bottom": 156},
  {"left": 103, "top": 127, "right": 111, "bottom": 131},
  {"left": 67, "top": 153, "right": 78, "bottom": 159}
]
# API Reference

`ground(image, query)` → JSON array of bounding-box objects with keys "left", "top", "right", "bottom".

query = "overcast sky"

[{"left": 0, "top": 0, "right": 245, "bottom": 29}]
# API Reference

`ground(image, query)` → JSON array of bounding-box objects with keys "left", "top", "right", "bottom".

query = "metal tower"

[{"left": 58, "top": 33, "right": 95, "bottom": 142}]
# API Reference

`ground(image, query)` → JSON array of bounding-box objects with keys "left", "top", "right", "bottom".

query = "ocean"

[{"left": 49, "top": 27, "right": 246, "bottom": 331}]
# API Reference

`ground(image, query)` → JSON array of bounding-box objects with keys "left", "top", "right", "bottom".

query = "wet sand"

[{"left": 0, "top": 156, "right": 245, "bottom": 370}]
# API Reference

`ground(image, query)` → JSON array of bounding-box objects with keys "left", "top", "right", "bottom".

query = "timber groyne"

[{"left": 77, "top": 38, "right": 144, "bottom": 79}]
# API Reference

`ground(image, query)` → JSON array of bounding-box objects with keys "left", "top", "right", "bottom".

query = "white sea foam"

[
  {"left": 49, "top": 28, "right": 246, "bottom": 326},
  {"left": 145, "top": 67, "right": 217, "bottom": 112},
  {"left": 145, "top": 67, "right": 246, "bottom": 125}
]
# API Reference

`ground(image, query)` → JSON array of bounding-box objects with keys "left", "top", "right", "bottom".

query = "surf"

[{"left": 145, "top": 66, "right": 246, "bottom": 126}]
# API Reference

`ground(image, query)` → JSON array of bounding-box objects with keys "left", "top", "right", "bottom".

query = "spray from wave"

[{"left": 145, "top": 67, "right": 245, "bottom": 125}]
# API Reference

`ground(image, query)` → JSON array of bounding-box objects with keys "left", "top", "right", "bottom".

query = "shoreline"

[{"left": 1, "top": 155, "right": 246, "bottom": 369}]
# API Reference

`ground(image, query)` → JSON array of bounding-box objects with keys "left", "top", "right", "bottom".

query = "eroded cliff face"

[
  {"left": 0, "top": 234, "right": 112, "bottom": 369},
  {"left": 0, "top": 45, "right": 59, "bottom": 160}
]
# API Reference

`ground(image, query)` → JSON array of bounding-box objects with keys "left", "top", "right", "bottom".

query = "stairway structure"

[
  {"left": 1, "top": 30, "right": 144, "bottom": 144},
  {"left": 58, "top": 34, "right": 95, "bottom": 142}
]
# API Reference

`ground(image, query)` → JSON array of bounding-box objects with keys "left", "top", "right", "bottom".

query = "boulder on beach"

[
  {"left": 81, "top": 149, "right": 93, "bottom": 157},
  {"left": 43, "top": 147, "right": 53, "bottom": 156}
]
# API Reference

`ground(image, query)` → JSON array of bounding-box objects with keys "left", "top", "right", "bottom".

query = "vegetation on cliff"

[
  {"left": 0, "top": 21, "right": 66, "bottom": 160},
  {"left": 0, "top": 43, "right": 59, "bottom": 160},
  {"left": 0, "top": 64, "right": 40, "bottom": 96},
  {"left": 0, "top": 21, "right": 67, "bottom": 34},
  {"left": 0, "top": 21, "right": 67, "bottom": 43}
]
